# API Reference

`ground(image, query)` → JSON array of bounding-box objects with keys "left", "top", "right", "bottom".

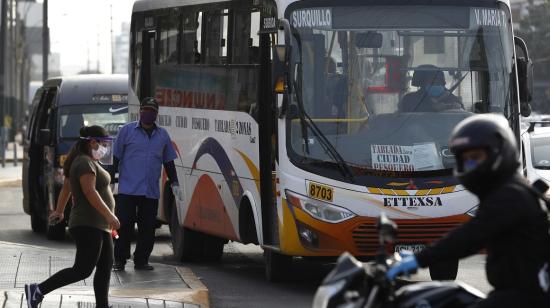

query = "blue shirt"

[{"left": 113, "top": 121, "right": 178, "bottom": 199}]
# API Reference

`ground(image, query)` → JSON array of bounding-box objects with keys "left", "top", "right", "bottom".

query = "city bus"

[{"left": 130, "top": 0, "right": 534, "bottom": 281}]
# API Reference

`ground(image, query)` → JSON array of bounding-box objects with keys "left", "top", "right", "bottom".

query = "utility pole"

[
  {"left": 1, "top": 0, "right": 7, "bottom": 115},
  {"left": 0, "top": 0, "right": 7, "bottom": 167},
  {"left": 96, "top": 26, "right": 100, "bottom": 73},
  {"left": 42, "top": 0, "right": 49, "bottom": 81},
  {"left": 110, "top": 3, "right": 114, "bottom": 74}
]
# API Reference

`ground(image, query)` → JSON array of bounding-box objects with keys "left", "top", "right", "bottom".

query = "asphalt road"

[{"left": 0, "top": 184, "right": 492, "bottom": 308}]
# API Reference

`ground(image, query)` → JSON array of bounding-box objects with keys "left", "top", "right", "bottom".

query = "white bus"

[{"left": 130, "top": 0, "right": 534, "bottom": 281}]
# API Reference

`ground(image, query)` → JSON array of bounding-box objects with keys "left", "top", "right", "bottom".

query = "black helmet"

[{"left": 449, "top": 114, "right": 519, "bottom": 196}]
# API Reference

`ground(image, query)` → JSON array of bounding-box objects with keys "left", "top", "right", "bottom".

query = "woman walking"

[{"left": 25, "top": 125, "right": 120, "bottom": 308}]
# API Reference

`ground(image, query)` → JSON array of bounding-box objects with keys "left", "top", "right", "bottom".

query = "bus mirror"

[
  {"left": 37, "top": 129, "right": 51, "bottom": 146},
  {"left": 521, "top": 102, "right": 532, "bottom": 117},
  {"left": 355, "top": 32, "right": 383, "bottom": 49},
  {"left": 514, "top": 36, "right": 534, "bottom": 105},
  {"left": 272, "top": 45, "right": 291, "bottom": 94}
]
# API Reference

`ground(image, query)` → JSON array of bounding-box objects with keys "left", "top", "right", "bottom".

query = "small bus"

[
  {"left": 130, "top": 0, "right": 534, "bottom": 281},
  {"left": 23, "top": 75, "right": 128, "bottom": 240}
]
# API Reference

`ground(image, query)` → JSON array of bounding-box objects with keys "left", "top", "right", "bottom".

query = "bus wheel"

[
  {"left": 429, "top": 259, "right": 458, "bottom": 281},
  {"left": 264, "top": 250, "right": 292, "bottom": 282},
  {"left": 169, "top": 205, "right": 202, "bottom": 262},
  {"left": 46, "top": 223, "right": 65, "bottom": 241},
  {"left": 30, "top": 212, "right": 47, "bottom": 233},
  {"left": 202, "top": 234, "right": 224, "bottom": 262}
]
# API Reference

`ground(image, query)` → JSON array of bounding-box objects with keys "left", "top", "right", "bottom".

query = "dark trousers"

[
  {"left": 39, "top": 226, "right": 113, "bottom": 308},
  {"left": 114, "top": 194, "right": 159, "bottom": 265},
  {"left": 470, "top": 289, "right": 550, "bottom": 308}
]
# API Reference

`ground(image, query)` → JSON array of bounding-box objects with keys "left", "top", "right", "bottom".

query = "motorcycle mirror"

[
  {"left": 321, "top": 252, "right": 364, "bottom": 285},
  {"left": 377, "top": 213, "right": 397, "bottom": 245}
]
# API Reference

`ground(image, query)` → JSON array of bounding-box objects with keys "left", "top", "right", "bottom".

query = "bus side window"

[
  {"left": 131, "top": 15, "right": 143, "bottom": 96},
  {"left": 181, "top": 11, "right": 198, "bottom": 64},
  {"left": 158, "top": 12, "right": 179, "bottom": 64},
  {"left": 202, "top": 10, "right": 223, "bottom": 64},
  {"left": 250, "top": 11, "right": 260, "bottom": 64},
  {"left": 231, "top": 10, "right": 252, "bottom": 64},
  {"left": 196, "top": 12, "right": 203, "bottom": 63}
]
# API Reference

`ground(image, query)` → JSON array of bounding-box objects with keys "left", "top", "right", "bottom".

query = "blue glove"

[{"left": 386, "top": 253, "right": 419, "bottom": 281}]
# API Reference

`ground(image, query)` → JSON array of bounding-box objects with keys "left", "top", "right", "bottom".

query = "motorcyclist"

[{"left": 386, "top": 114, "right": 550, "bottom": 307}]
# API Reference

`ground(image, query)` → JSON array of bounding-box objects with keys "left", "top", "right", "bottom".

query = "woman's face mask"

[
  {"left": 426, "top": 85, "right": 445, "bottom": 97},
  {"left": 92, "top": 144, "right": 108, "bottom": 160},
  {"left": 140, "top": 109, "right": 158, "bottom": 125}
]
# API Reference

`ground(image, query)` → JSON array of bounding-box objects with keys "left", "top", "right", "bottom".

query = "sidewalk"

[
  {"left": 0, "top": 241, "right": 209, "bottom": 308},
  {"left": 0, "top": 165, "right": 22, "bottom": 187},
  {"left": 1, "top": 141, "right": 23, "bottom": 163}
]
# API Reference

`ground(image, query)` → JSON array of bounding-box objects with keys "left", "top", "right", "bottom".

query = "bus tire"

[
  {"left": 264, "top": 250, "right": 292, "bottom": 282},
  {"left": 202, "top": 234, "right": 224, "bottom": 262},
  {"left": 46, "top": 223, "right": 66, "bottom": 241},
  {"left": 170, "top": 204, "right": 202, "bottom": 262},
  {"left": 429, "top": 259, "right": 458, "bottom": 281}
]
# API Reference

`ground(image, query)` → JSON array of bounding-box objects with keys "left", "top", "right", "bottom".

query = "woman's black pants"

[{"left": 39, "top": 226, "right": 113, "bottom": 308}]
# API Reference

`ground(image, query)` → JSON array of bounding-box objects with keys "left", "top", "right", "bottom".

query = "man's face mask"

[
  {"left": 460, "top": 148, "right": 488, "bottom": 173},
  {"left": 140, "top": 109, "right": 158, "bottom": 125},
  {"left": 463, "top": 159, "right": 480, "bottom": 172},
  {"left": 426, "top": 85, "right": 445, "bottom": 97}
]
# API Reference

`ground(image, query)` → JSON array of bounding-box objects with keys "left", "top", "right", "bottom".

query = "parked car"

[
  {"left": 521, "top": 119, "right": 550, "bottom": 186},
  {"left": 22, "top": 74, "right": 128, "bottom": 240}
]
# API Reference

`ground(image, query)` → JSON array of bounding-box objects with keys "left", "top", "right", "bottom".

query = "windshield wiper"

[
  {"left": 448, "top": 71, "right": 470, "bottom": 93},
  {"left": 291, "top": 78, "right": 355, "bottom": 183}
]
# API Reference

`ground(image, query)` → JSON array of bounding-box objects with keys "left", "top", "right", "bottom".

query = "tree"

[{"left": 517, "top": 0, "right": 550, "bottom": 81}]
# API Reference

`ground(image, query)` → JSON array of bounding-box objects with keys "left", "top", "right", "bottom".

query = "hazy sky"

[{"left": 48, "top": 0, "right": 136, "bottom": 75}]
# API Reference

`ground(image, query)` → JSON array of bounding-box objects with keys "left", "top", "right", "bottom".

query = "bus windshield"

[
  {"left": 58, "top": 104, "right": 128, "bottom": 139},
  {"left": 286, "top": 4, "right": 514, "bottom": 181}
]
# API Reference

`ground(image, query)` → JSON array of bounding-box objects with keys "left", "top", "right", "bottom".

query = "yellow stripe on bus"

[{"left": 235, "top": 149, "right": 260, "bottom": 193}]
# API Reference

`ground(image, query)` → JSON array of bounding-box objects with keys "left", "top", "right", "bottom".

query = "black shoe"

[
  {"left": 113, "top": 261, "right": 125, "bottom": 272},
  {"left": 134, "top": 263, "right": 154, "bottom": 270},
  {"left": 25, "top": 283, "right": 43, "bottom": 308}
]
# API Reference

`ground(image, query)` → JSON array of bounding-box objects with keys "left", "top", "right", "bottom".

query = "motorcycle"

[{"left": 313, "top": 213, "right": 486, "bottom": 308}]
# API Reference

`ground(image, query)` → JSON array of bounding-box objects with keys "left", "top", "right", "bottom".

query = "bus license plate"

[
  {"left": 394, "top": 244, "right": 426, "bottom": 253},
  {"left": 308, "top": 182, "right": 334, "bottom": 202}
]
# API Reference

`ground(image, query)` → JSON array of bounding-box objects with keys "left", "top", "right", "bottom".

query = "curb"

[
  {"left": 0, "top": 179, "right": 21, "bottom": 187},
  {"left": 106, "top": 267, "right": 210, "bottom": 308}
]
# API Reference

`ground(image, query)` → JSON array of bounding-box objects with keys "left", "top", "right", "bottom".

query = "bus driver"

[{"left": 399, "top": 64, "right": 463, "bottom": 112}]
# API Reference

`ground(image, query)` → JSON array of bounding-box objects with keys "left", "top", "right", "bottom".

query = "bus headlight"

[{"left": 286, "top": 190, "right": 356, "bottom": 223}]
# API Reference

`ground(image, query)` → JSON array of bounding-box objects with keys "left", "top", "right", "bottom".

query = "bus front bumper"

[{"left": 279, "top": 198, "right": 470, "bottom": 257}]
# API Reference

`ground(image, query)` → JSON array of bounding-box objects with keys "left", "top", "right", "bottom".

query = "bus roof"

[
  {"left": 45, "top": 74, "right": 128, "bottom": 107},
  {"left": 132, "top": 0, "right": 512, "bottom": 13}
]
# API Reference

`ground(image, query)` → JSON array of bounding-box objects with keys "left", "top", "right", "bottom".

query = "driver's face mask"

[{"left": 426, "top": 85, "right": 445, "bottom": 97}]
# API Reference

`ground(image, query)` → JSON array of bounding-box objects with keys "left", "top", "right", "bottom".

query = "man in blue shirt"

[{"left": 112, "top": 97, "right": 179, "bottom": 271}]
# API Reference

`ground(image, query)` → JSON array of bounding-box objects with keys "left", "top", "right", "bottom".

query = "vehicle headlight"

[
  {"left": 286, "top": 190, "right": 356, "bottom": 223},
  {"left": 466, "top": 205, "right": 478, "bottom": 217}
]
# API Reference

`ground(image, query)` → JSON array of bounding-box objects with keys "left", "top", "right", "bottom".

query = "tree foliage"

[{"left": 517, "top": 0, "right": 550, "bottom": 81}]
